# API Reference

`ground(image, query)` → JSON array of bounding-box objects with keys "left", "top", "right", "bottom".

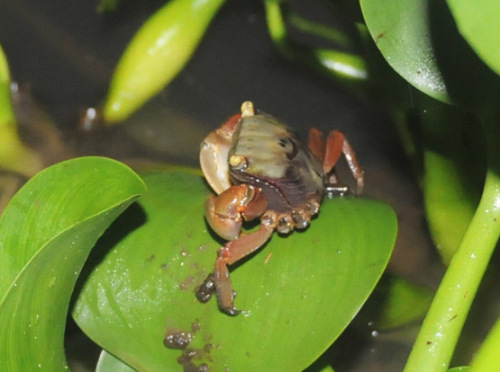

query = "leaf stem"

[{"left": 404, "top": 124, "right": 500, "bottom": 371}]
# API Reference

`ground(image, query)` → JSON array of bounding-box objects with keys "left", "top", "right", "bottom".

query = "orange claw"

[
  {"left": 200, "top": 113, "right": 242, "bottom": 195},
  {"left": 204, "top": 184, "right": 268, "bottom": 241}
]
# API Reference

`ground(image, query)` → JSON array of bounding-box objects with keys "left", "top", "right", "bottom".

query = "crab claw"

[
  {"left": 200, "top": 113, "right": 241, "bottom": 195},
  {"left": 204, "top": 184, "right": 268, "bottom": 241},
  {"left": 205, "top": 194, "right": 242, "bottom": 240}
]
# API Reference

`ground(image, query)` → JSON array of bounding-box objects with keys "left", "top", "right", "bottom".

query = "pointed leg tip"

[
  {"left": 195, "top": 273, "right": 216, "bottom": 303},
  {"left": 221, "top": 306, "right": 240, "bottom": 316}
]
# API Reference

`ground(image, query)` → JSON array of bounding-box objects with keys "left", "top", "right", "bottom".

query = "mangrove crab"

[{"left": 196, "top": 101, "right": 364, "bottom": 315}]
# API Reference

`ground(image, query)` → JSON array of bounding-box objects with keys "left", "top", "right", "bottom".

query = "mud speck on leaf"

[
  {"left": 164, "top": 329, "right": 192, "bottom": 350},
  {"left": 177, "top": 345, "right": 213, "bottom": 372},
  {"left": 164, "top": 321, "right": 214, "bottom": 371}
]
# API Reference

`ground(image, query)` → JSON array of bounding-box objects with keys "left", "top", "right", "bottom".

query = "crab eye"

[
  {"left": 229, "top": 155, "right": 248, "bottom": 170},
  {"left": 277, "top": 137, "right": 297, "bottom": 160}
]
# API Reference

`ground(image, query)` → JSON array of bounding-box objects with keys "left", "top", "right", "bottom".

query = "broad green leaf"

[
  {"left": 360, "top": 0, "right": 450, "bottom": 102},
  {"left": 447, "top": 0, "right": 500, "bottom": 76},
  {"left": 103, "top": 0, "right": 225, "bottom": 123},
  {"left": 0, "top": 157, "right": 145, "bottom": 370},
  {"left": 360, "top": 0, "right": 500, "bottom": 108},
  {"left": 74, "top": 170, "right": 397, "bottom": 370}
]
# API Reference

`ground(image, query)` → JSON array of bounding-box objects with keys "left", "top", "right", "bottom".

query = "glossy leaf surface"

[
  {"left": 360, "top": 0, "right": 500, "bottom": 108},
  {"left": 360, "top": 0, "right": 449, "bottom": 102},
  {"left": 74, "top": 170, "right": 397, "bottom": 370},
  {"left": 447, "top": 0, "right": 500, "bottom": 76},
  {"left": 0, "top": 157, "right": 145, "bottom": 370}
]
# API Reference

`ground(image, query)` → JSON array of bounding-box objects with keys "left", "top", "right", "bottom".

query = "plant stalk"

[{"left": 404, "top": 127, "right": 500, "bottom": 371}]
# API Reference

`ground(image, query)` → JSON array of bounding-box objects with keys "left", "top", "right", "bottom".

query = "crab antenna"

[{"left": 241, "top": 101, "right": 255, "bottom": 117}]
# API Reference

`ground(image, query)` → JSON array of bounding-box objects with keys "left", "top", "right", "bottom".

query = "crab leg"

[
  {"left": 324, "top": 130, "right": 364, "bottom": 195},
  {"left": 308, "top": 128, "right": 326, "bottom": 162},
  {"left": 213, "top": 221, "right": 274, "bottom": 315}
]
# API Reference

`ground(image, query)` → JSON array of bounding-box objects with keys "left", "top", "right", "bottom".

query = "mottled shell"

[{"left": 228, "top": 113, "right": 325, "bottom": 212}]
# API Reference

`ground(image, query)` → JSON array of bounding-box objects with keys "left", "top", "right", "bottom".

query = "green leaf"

[
  {"left": 447, "top": 0, "right": 500, "bottom": 76},
  {"left": 0, "top": 157, "right": 145, "bottom": 370},
  {"left": 360, "top": 0, "right": 450, "bottom": 102},
  {"left": 74, "top": 170, "right": 397, "bottom": 370},
  {"left": 360, "top": 0, "right": 500, "bottom": 108}
]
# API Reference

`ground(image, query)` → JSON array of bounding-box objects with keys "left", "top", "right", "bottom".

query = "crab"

[{"left": 196, "top": 101, "right": 364, "bottom": 315}]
